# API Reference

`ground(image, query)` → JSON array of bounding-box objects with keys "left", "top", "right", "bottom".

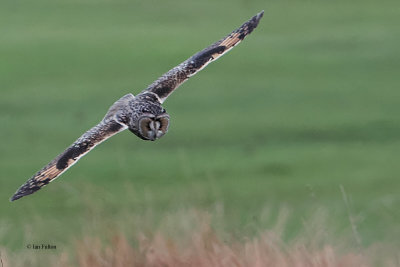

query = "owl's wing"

[
  {"left": 140, "top": 11, "right": 264, "bottom": 103},
  {"left": 10, "top": 95, "right": 134, "bottom": 201}
]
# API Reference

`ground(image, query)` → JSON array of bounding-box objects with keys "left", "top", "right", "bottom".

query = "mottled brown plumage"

[
  {"left": 10, "top": 11, "right": 264, "bottom": 201},
  {"left": 145, "top": 11, "right": 264, "bottom": 102}
]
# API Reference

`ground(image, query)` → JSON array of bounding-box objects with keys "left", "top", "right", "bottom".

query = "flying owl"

[{"left": 10, "top": 11, "right": 264, "bottom": 201}]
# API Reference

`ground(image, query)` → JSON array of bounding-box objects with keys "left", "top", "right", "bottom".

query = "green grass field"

[{"left": 1, "top": 0, "right": 399, "bottom": 263}]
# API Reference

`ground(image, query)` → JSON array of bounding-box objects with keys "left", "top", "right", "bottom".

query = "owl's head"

[
  {"left": 128, "top": 98, "right": 170, "bottom": 141},
  {"left": 135, "top": 113, "right": 170, "bottom": 141}
]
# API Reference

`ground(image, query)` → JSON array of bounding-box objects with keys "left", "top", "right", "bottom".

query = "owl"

[{"left": 10, "top": 11, "right": 264, "bottom": 201}]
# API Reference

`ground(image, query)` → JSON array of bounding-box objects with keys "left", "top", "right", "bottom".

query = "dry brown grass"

[
  {"left": 70, "top": 229, "right": 367, "bottom": 267},
  {"left": 1, "top": 210, "right": 398, "bottom": 267}
]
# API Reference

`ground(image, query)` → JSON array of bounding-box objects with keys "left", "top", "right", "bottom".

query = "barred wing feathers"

[
  {"left": 143, "top": 11, "right": 264, "bottom": 103},
  {"left": 10, "top": 120, "right": 127, "bottom": 201}
]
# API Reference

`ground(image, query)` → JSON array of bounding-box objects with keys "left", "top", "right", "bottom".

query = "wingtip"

[
  {"left": 10, "top": 189, "right": 25, "bottom": 201},
  {"left": 253, "top": 10, "right": 265, "bottom": 24},
  {"left": 242, "top": 10, "right": 264, "bottom": 35},
  {"left": 10, "top": 193, "right": 20, "bottom": 202},
  {"left": 10, "top": 182, "right": 40, "bottom": 202}
]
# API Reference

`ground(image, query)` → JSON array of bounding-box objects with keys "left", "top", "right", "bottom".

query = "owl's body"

[
  {"left": 107, "top": 92, "right": 169, "bottom": 140},
  {"left": 11, "top": 11, "right": 264, "bottom": 201}
]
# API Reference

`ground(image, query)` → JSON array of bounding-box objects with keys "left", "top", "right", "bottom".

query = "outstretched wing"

[
  {"left": 10, "top": 95, "right": 134, "bottom": 201},
  {"left": 141, "top": 11, "right": 264, "bottom": 103},
  {"left": 10, "top": 120, "right": 126, "bottom": 201}
]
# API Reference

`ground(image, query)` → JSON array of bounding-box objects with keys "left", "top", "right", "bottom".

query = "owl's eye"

[
  {"left": 139, "top": 117, "right": 152, "bottom": 132},
  {"left": 157, "top": 115, "right": 169, "bottom": 133}
]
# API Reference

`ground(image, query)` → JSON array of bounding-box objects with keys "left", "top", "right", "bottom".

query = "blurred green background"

[{"left": 1, "top": 0, "right": 399, "bottom": 253}]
